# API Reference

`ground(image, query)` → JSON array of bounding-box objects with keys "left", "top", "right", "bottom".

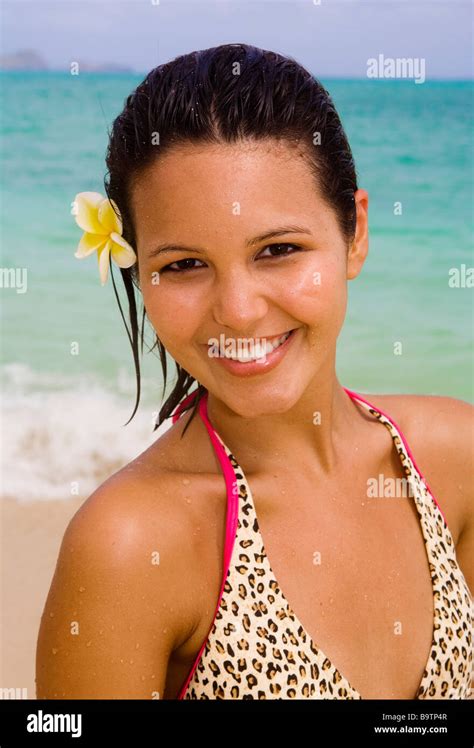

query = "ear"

[{"left": 347, "top": 189, "right": 369, "bottom": 280}]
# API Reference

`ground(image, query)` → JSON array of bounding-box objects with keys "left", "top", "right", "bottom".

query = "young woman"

[{"left": 36, "top": 43, "right": 473, "bottom": 700}]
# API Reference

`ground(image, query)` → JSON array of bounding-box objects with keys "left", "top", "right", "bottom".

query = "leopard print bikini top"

[{"left": 171, "top": 387, "right": 473, "bottom": 700}]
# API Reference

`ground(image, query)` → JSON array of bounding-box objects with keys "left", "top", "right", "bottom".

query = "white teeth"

[{"left": 224, "top": 330, "right": 292, "bottom": 362}]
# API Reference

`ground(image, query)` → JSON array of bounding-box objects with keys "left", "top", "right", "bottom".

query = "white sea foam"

[{"left": 0, "top": 364, "right": 173, "bottom": 502}]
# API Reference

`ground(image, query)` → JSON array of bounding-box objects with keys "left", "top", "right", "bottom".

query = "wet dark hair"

[{"left": 104, "top": 42, "right": 358, "bottom": 434}]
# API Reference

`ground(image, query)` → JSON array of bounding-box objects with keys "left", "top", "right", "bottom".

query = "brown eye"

[
  {"left": 258, "top": 243, "right": 302, "bottom": 258},
  {"left": 160, "top": 258, "right": 206, "bottom": 273}
]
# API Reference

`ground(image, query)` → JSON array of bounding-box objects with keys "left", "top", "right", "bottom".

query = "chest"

[{"left": 246, "top": 461, "right": 435, "bottom": 699}]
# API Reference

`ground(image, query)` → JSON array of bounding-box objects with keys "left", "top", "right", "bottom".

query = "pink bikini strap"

[
  {"left": 343, "top": 386, "right": 448, "bottom": 527},
  {"left": 172, "top": 390, "right": 240, "bottom": 699},
  {"left": 197, "top": 395, "right": 240, "bottom": 571},
  {"left": 171, "top": 390, "right": 201, "bottom": 424},
  {"left": 171, "top": 389, "right": 239, "bottom": 570}
]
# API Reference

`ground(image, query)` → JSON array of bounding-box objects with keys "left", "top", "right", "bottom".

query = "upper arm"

[{"left": 36, "top": 474, "right": 198, "bottom": 699}]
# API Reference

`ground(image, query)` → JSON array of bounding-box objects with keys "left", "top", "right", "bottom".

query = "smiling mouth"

[{"left": 207, "top": 329, "right": 296, "bottom": 363}]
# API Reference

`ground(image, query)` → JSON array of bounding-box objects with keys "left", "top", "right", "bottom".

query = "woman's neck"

[{"left": 204, "top": 374, "right": 361, "bottom": 479}]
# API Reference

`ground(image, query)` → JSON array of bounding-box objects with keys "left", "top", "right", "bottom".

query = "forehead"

[{"left": 129, "top": 139, "right": 329, "bottom": 250}]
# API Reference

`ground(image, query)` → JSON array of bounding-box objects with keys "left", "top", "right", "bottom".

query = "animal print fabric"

[{"left": 179, "top": 392, "right": 473, "bottom": 699}]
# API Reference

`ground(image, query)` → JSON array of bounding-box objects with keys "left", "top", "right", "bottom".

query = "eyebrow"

[{"left": 146, "top": 225, "right": 312, "bottom": 259}]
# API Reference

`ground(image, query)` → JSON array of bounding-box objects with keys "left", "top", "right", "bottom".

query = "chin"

[{"left": 217, "top": 381, "right": 305, "bottom": 419}]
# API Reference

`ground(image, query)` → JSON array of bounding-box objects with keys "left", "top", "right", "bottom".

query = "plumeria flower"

[{"left": 71, "top": 191, "right": 137, "bottom": 286}]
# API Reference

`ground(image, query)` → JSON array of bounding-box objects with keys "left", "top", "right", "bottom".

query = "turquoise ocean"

[{"left": 0, "top": 72, "right": 472, "bottom": 500}]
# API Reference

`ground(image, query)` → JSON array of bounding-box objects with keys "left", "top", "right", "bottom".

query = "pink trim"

[
  {"left": 342, "top": 387, "right": 449, "bottom": 528},
  {"left": 175, "top": 392, "right": 240, "bottom": 699},
  {"left": 171, "top": 390, "right": 201, "bottom": 424}
]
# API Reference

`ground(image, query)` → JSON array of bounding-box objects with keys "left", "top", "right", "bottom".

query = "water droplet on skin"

[
  {"left": 141, "top": 675, "right": 146, "bottom": 681},
  {"left": 120, "top": 659, "right": 124, "bottom": 663},
  {"left": 130, "top": 659, "right": 134, "bottom": 664},
  {"left": 136, "top": 643, "right": 140, "bottom": 649},
  {"left": 99, "top": 629, "right": 104, "bottom": 635},
  {"left": 163, "top": 628, "right": 168, "bottom": 633},
  {"left": 79, "top": 586, "right": 86, "bottom": 593},
  {"left": 52, "top": 648, "right": 58, "bottom": 655},
  {"left": 49, "top": 612, "right": 54, "bottom": 617},
  {"left": 185, "top": 498, "right": 191, "bottom": 504}
]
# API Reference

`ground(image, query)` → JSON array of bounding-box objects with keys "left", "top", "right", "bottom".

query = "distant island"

[{"left": 0, "top": 49, "right": 135, "bottom": 73}]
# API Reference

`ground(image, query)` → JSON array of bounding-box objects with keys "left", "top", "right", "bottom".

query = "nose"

[{"left": 211, "top": 268, "right": 269, "bottom": 333}]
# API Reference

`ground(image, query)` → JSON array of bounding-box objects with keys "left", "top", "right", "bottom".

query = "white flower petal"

[
  {"left": 98, "top": 198, "right": 122, "bottom": 234},
  {"left": 97, "top": 239, "right": 112, "bottom": 286},
  {"left": 73, "top": 192, "right": 107, "bottom": 234},
  {"left": 110, "top": 233, "right": 137, "bottom": 268},
  {"left": 74, "top": 232, "right": 107, "bottom": 259}
]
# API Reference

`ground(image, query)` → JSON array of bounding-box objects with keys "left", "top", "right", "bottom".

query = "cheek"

[
  {"left": 142, "top": 281, "right": 203, "bottom": 348},
  {"left": 279, "top": 256, "right": 347, "bottom": 325}
]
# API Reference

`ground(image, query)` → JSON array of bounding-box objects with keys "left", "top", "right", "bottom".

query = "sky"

[{"left": 0, "top": 0, "right": 472, "bottom": 79}]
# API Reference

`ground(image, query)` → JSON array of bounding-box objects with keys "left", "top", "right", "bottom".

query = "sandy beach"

[{"left": 1, "top": 495, "right": 85, "bottom": 698}]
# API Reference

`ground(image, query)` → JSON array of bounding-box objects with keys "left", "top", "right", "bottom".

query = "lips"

[
  {"left": 206, "top": 329, "right": 294, "bottom": 362},
  {"left": 222, "top": 330, "right": 292, "bottom": 362},
  {"left": 258, "top": 330, "right": 293, "bottom": 345},
  {"left": 206, "top": 330, "right": 294, "bottom": 344},
  {"left": 204, "top": 328, "right": 299, "bottom": 377}
]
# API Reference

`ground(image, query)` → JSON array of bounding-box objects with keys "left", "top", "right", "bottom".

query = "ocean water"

[{"left": 0, "top": 72, "right": 472, "bottom": 500}]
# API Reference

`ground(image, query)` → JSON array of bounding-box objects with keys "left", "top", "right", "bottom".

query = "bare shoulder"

[
  {"left": 363, "top": 392, "right": 474, "bottom": 544},
  {"left": 36, "top": 412, "right": 225, "bottom": 698},
  {"left": 68, "top": 406, "right": 222, "bottom": 556}
]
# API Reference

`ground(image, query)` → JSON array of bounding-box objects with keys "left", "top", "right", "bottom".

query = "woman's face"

[{"left": 131, "top": 139, "right": 368, "bottom": 417}]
